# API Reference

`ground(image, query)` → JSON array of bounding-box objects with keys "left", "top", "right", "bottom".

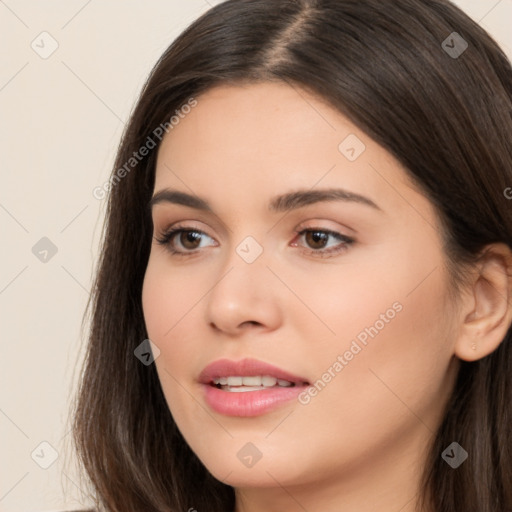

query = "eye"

[
  {"left": 155, "top": 226, "right": 217, "bottom": 255},
  {"left": 292, "top": 228, "right": 354, "bottom": 257},
  {"left": 155, "top": 225, "right": 354, "bottom": 259}
]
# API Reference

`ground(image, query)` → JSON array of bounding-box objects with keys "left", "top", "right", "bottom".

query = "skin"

[{"left": 141, "top": 82, "right": 512, "bottom": 512}]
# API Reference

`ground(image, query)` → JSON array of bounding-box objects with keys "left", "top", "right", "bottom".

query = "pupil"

[
  {"left": 182, "top": 231, "right": 201, "bottom": 249},
  {"left": 307, "top": 231, "right": 327, "bottom": 249}
]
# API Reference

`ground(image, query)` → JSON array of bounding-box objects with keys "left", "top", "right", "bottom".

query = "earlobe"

[{"left": 454, "top": 243, "right": 512, "bottom": 362}]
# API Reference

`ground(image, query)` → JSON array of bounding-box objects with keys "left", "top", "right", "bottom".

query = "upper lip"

[{"left": 199, "top": 358, "right": 309, "bottom": 385}]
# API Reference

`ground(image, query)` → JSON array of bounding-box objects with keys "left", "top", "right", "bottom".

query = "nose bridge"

[
  {"left": 211, "top": 234, "right": 268, "bottom": 304},
  {"left": 204, "top": 233, "right": 281, "bottom": 333}
]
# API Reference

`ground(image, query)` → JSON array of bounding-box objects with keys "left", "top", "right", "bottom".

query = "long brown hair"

[{"left": 71, "top": 1, "right": 512, "bottom": 510}]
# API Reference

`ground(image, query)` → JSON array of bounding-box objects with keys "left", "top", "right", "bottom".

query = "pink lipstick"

[{"left": 199, "top": 358, "right": 309, "bottom": 417}]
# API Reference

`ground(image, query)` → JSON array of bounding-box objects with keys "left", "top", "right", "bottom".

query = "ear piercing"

[{"left": 471, "top": 343, "right": 477, "bottom": 351}]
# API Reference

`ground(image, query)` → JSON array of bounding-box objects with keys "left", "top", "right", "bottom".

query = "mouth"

[
  {"left": 210, "top": 375, "right": 307, "bottom": 392},
  {"left": 199, "top": 358, "right": 310, "bottom": 417}
]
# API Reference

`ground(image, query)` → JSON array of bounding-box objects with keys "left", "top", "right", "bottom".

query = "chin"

[{"left": 188, "top": 436, "right": 314, "bottom": 489}]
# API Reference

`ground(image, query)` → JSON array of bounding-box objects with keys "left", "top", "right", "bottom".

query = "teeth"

[
  {"left": 262, "top": 376, "right": 277, "bottom": 386},
  {"left": 225, "top": 386, "right": 265, "bottom": 393},
  {"left": 240, "top": 376, "right": 261, "bottom": 386},
  {"left": 227, "top": 376, "right": 243, "bottom": 386},
  {"left": 211, "top": 375, "right": 293, "bottom": 388}
]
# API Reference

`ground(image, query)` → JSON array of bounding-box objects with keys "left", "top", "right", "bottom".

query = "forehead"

[
  {"left": 153, "top": 82, "right": 431, "bottom": 225},
  {"left": 157, "top": 82, "right": 341, "bottom": 164}
]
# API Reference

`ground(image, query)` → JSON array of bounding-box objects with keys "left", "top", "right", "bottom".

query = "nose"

[{"left": 205, "top": 248, "right": 283, "bottom": 336}]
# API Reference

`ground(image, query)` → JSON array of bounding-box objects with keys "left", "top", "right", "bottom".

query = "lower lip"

[{"left": 203, "top": 384, "right": 307, "bottom": 417}]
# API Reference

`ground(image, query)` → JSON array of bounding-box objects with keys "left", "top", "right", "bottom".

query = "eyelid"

[
  {"left": 156, "top": 220, "right": 214, "bottom": 240},
  {"left": 294, "top": 218, "right": 357, "bottom": 236},
  {"left": 152, "top": 208, "right": 229, "bottom": 238}
]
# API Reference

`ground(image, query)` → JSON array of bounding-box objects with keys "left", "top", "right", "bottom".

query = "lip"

[{"left": 199, "top": 358, "right": 310, "bottom": 417}]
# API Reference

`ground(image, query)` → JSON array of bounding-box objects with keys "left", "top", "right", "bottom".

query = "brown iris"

[
  {"left": 304, "top": 231, "right": 329, "bottom": 249},
  {"left": 178, "top": 230, "right": 203, "bottom": 250}
]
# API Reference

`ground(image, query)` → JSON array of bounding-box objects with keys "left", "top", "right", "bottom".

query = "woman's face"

[{"left": 142, "top": 82, "right": 460, "bottom": 500}]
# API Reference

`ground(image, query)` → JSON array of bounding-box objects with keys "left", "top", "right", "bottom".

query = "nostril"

[{"left": 242, "top": 320, "right": 261, "bottom": 327}]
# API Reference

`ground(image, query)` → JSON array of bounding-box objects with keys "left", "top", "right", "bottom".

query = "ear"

[{"left": 455, "top": 243, "right": 512, "bottom": 362}]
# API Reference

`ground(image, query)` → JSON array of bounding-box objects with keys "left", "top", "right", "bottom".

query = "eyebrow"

[{"left": 149, "top": 187, "right": 382, "bottom": 213}]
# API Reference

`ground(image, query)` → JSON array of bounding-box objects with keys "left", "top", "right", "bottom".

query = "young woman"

[{"left": 71, "top": 1, "right": 512, "bottom": 511}]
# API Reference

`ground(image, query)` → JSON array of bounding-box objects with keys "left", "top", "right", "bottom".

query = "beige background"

[{"left": 0, "top": 1, "right": 510, "bottom": 511}]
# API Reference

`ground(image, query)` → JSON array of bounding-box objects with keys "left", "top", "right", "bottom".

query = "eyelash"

[{"left": 155, "top": 225, "right": 355, "bottom": 259}]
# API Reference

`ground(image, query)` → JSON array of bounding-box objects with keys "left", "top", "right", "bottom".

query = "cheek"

[
  {"left": 142, "top": 255, "right": 204, "bottom": 341},
  {"left": 141, "top": 258, "right": 205, "bottom": 424},
  {"left": 298, "top": 255, "right": 455, "bottom": 444},
  {"left": 141, "top": 255, "right": 205, "bottom": 405}
]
